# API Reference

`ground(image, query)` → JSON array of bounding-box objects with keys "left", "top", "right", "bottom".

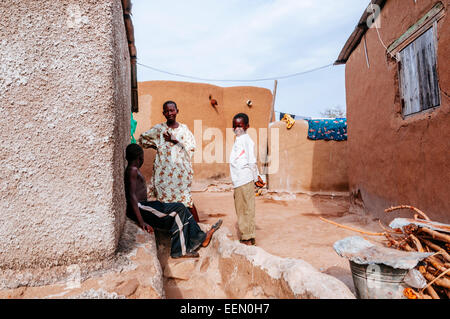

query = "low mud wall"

[
  {"left": 268, "top": 120, "right": 348, "bottom": 195},
  {"left": 0, "top": 222, "right": 355, "bottom": 299},
  {"left": 134, "top": 81, "right": 274, "bottom": 184},
  {"left": 160, "top": 226, "right": 355, "bottom": 299}
]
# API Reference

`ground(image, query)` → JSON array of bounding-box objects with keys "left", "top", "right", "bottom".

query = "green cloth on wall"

[{"left": 130, "top": 112, "right": 137, "bottom": 144}]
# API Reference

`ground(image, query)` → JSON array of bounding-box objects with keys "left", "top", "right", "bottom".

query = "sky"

[{"left": 132, "top": 0, "right": 370, "bottom": 118}]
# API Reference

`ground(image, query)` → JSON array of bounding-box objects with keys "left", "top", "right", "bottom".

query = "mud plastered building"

[
  {"left": 0, "top": 0, "right": 137, "bottom": 271},
  {"left": 337, "top": 0, "right": 450, "bottom": 223}
]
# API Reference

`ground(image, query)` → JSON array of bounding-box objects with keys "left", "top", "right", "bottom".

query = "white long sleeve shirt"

[{"left": 229, "top": 133, "right": 259, "bottom": 188}]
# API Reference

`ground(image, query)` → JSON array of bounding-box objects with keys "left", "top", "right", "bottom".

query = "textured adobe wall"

[
  {"left": 268, "top": 120, "right": 348, "bottom": 194},
  {"left": 134, "top": 81, "right": 273, "bottom": 183},
  {"left": 345, "top": 0, "right": 450, "bottom": 222},
  {"left": 0, "top": 0, "right": 130, "bottom": 269}
]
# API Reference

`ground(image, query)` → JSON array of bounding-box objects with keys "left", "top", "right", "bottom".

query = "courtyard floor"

[
  {"left": 191, "top": 189, "right": 387, "bottom": 295},
  {"left": 0, "top": 189, "right": 390, "bottom": 299}
]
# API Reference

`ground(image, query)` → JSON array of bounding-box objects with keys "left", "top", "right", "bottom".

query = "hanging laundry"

[
  {"left": 281, "top": 113, "right": 296, "bottom": 129},
  {"left": 130, "top": 112, "right": 137, "bottom": 144},
  {"left": 279, "top": 112, "right": 296, "bottom": 121},
  {"left": 307, "top": 118, "right": 347, "bottom": 141}
]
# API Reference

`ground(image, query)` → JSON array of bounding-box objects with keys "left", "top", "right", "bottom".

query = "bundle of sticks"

[
  {"left": 320, "top": 204, "right": 450, "bottom": 299},
  {"left": 383, "top": 205, "right": 450, "bottom": 300}
]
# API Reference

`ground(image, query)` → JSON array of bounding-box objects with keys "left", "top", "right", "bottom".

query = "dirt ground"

[
  {"left": 0, "top": 189, "right": 390, "bottom": 299},
  {"left": 191, "top": 189, "right": 387, "bottom": 295}
]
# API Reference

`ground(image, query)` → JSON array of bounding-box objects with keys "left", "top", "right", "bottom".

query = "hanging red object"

[{"left": 209, "top": 94, "right": 218, "bottom": 107}]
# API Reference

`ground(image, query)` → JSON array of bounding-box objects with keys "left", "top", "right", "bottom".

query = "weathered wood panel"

[
  {"left": 417, "top": 27, "right": 440, "bottom": 110},
  {"left": 399, "top": 27, "right": 440, "bottom": 116},
  {"left": 400, "top": 40, "right": 421, "bottom": 115},
  {"left": 387, "top": 2, "right": 444, "bottom": 54}
]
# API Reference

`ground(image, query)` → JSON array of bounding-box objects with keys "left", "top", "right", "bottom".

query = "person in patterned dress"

[{"left": 138, "top": 101, "right": 200, "bottom": 222}]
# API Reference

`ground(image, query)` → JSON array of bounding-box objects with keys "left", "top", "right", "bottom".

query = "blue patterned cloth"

[{"left": 307, "top": 118, "right": 347, "bottom": 141}]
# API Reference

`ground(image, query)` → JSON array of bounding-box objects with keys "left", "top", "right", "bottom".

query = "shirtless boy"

[{"left": 124, "top": 143, "right": 221, "bottom": 258}]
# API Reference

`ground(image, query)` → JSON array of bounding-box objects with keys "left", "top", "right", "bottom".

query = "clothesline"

[{"left": 136, "top": 61, "right": 334, "bottom": 83}]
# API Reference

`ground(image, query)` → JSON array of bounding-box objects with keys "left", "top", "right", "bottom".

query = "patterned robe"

[{"left": 139, "top": 123, "right": 196, "bottom": 208}]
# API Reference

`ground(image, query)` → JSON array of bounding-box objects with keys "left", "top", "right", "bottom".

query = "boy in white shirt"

[{"left": 229, "top": 113, "right": 259, "bottom": 245}]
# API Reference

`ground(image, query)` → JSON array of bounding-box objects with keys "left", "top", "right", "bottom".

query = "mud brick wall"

[
  {"left": 0, "top": 0, "right": 131, "bottom": 269},
  {"left": 344, "top": 0, "right": 450, "bottom": 222},
  {"left": 134, "top": 81, "right": 274, "bottom": 184}
]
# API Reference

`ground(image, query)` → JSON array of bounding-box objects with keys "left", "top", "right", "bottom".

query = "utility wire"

[
  {"left": 137, "top": 61, "right": 334, "bottom": 83},
  {"left": 369, "top": 0, "right": 399, "bottom": 62}
]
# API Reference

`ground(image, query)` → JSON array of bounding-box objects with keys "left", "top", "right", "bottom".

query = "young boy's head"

[
  {"left": 126, "top": 143, "right": 144, "bottom": 167},
  {"left": 162, "top": 100, "right": 179, "bottom": 121},
  {"left": 232, "top": 113, "right": 249, "bottom": 135}
]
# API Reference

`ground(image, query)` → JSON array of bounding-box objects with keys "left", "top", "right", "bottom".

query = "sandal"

[
  {"left": 201, "top": 219, "right": 223, "bottom": 247},
  {"left": 240, "top": 238, "right": 256, "bottom": 246}
]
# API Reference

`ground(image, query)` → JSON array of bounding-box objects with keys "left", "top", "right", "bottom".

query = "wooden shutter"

[{"left": 399, "top": 27, "right": 440, "bottom": 116}]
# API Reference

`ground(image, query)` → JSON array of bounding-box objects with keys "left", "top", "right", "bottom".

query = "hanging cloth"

[
  {"left": 307, "top": 118, "right": 347, "bottom": 141},
  {"left": 281, "top": 113, "right": 296, "bottom": 129},
  {"left": 130, "top": 112, "right": 137, "bottom": 144}
]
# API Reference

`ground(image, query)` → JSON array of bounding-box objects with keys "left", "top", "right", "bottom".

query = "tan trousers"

[{"left": 233, "top": 181, "right": 255, "bottom": 240}]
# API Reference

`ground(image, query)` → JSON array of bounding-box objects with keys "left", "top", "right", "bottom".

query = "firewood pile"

[
  {"left": 383, "top": 205, "right": 450, "bottom": 299},
  {"left": 320, "top": 204, "right": 450, "bottom": 299}
]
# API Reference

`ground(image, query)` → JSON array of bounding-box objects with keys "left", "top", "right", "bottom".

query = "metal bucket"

[{"left": 349, "top": 261, "right": 408, "bottom": 299}]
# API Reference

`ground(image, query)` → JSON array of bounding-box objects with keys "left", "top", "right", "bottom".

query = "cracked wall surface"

[{"left": 0, "top": 0, "right": 130, "bottom": 270}]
